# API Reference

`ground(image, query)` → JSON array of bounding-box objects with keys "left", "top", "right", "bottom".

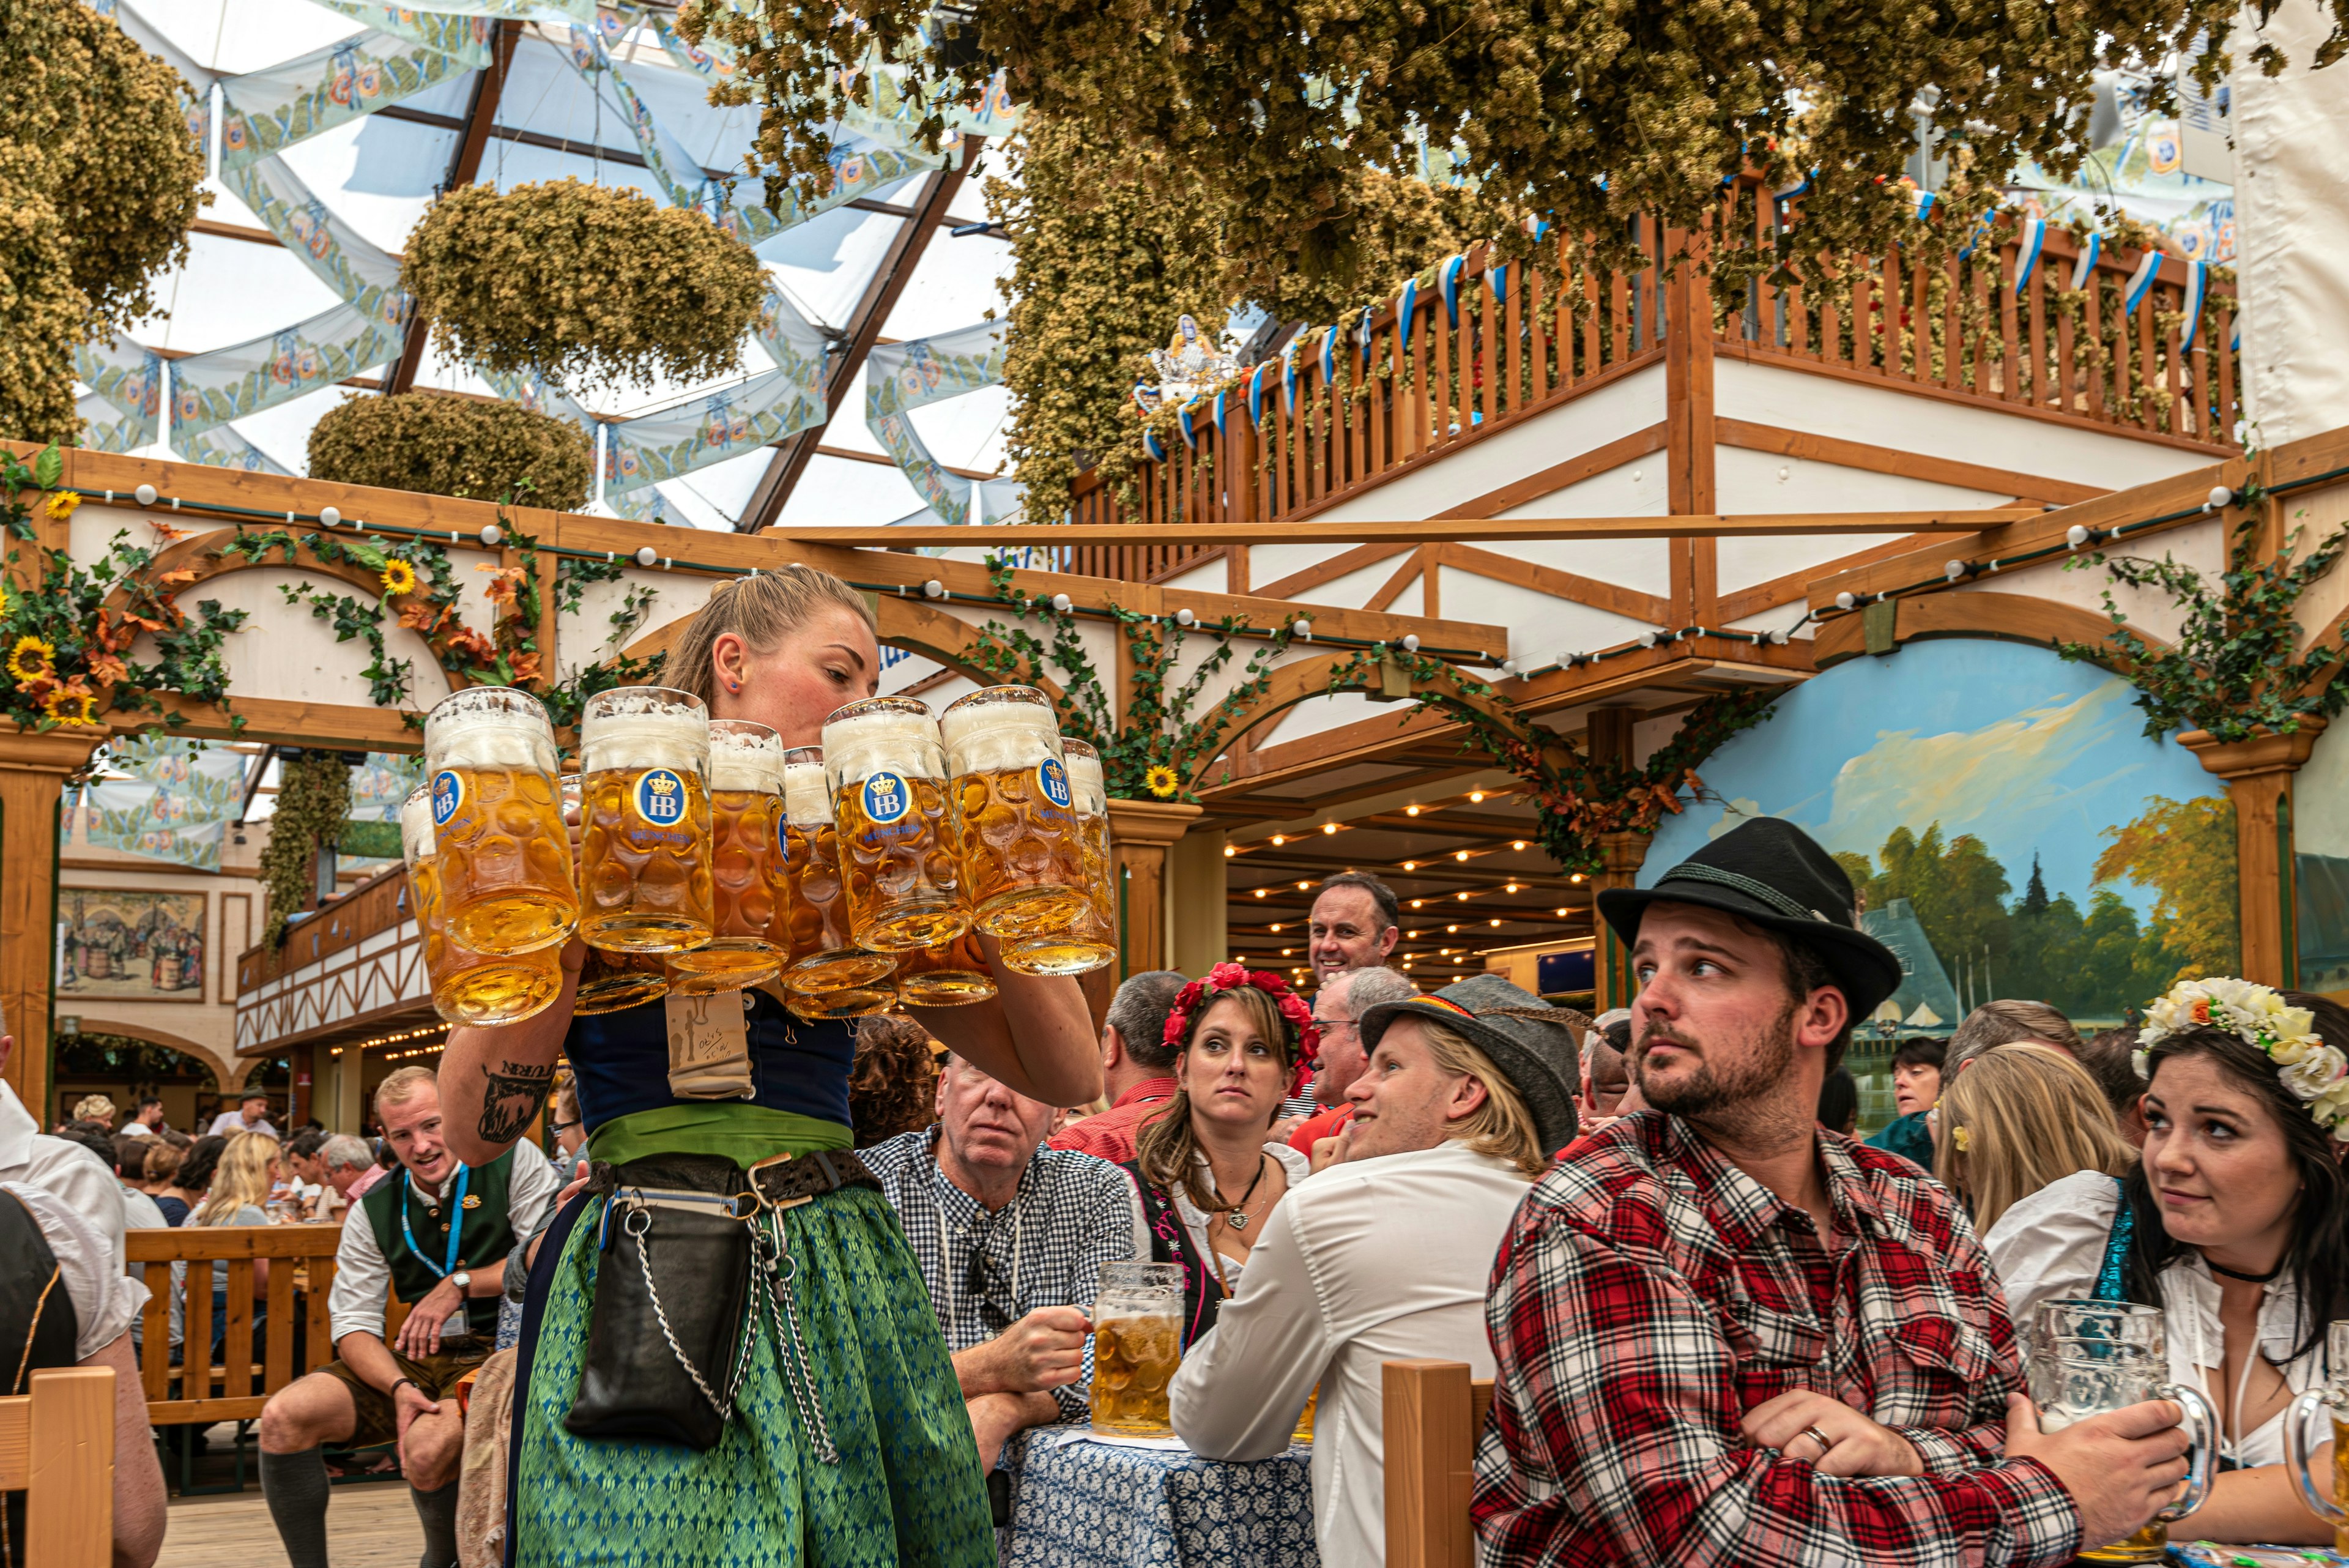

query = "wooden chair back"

[
  {"left": 126, "top": 1223, "right": 349, "bottom": 1424},
  {"left": 1383, "top": 1359, "right": 1494, "bottom": 1568},
  {"left": 0, "top": 1365, "right": 116, "bottom": 1568}
]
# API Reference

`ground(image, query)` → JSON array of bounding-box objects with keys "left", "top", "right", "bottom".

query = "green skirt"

[{"left": 511, "top": 1181, "right": 993, "bottom": 1567}]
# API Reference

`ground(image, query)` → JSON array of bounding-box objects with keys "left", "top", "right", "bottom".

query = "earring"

[{"left": 729, "top": 681, "right": 740, "bottom": 693}]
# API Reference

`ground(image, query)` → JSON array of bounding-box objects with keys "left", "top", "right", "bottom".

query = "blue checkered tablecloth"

[{"left": 1000, "top": 1426, "right": 1319, "bottom": 1568}]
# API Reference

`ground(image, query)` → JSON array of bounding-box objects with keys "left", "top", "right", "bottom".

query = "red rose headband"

[{"left": 1162, "top": 961, "right": 1322, "bottom": 1098}]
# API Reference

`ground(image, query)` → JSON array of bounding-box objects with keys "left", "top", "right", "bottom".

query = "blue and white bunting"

[
  {"left": 1143, "top": 429, "right": 1168, "bottom": 463},
  {"left": 2178, "top": 261, "right": 2210, "bottom": 348},
  {"left": 2069, "top": 231, "right": 2102, "bottom": 290},
  {"left": 1211, "top": 388, "right": 1228, "bottom": 437},
  {"left": 1282, "top": 336, "right": 1301, "bottom": 411},
  {"left": 1178, "top": 401, "right": 1199, "bottom": 448},
  {"left": 1524, "top": 215, "right": 1551, "bottom": 243},
  {"left": 2013, "top": 218, "right": 2047, "bottom": 295},
  {"left": 1397, "top": 279, "right": 1418, "bottom": 341},
  {"left": 2124, "top": 251, "right": 2163, "bottom": 315},
  {"left": 1441, "top": 255, "right": 1466, "bottom": 326},
  {"left": 1913, "top": 189, "right": 1937, "bottom": 221},
  {"left": 1772, "top": 170, "right": 1814, "bottom": 206},
  {"left": 1319, "top": 325, "right": 1338, "bottom": 386},
  {"left": 1486, "top": 263, "right": 1508, "bottom": 305},
  {"left": 1247, "top": 362, "right": 1270, "bottom": 426},
  {"left": 1356, "top": 305, "right": 1376, "bottom": 368}
]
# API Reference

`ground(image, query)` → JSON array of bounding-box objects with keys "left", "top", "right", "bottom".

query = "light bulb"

[
  {"left": 1835, "top": 591, "right": 1856, "bottom": 610},
  {"left": 480, "top": 522, "right": 505, "bottom": 546},
  {"left": 1401, "top": 634, "right": 1420, "bottom": 652},
  {"left": 317, "top": 505, "right": 341, "bottom": 528},
  {"left": 1223, "top": 845, "right": 1235, "bottom": 857},
  {"left": 2065, "top": 524, "right": 2091, "bottom": 549},
  {"left": 636, "top": 546, "right": 661, "bottom": 567},
  {"left": 1402, "top": 860, "right": 1417, "bottom": 871},
  {"left": 1469, "top": 790, "right": 1485, "bottom": 803},
  {"left": 922, "top": 579, "right": 946, "bottom": 599},
  {"left": 1944, "top": 559, "right": 1967, "bottom": 581},
  {"left": 1454, "top": 850, "right": 1469, "bottom": 862},
  {"left": 2207, "top": 485, "right": 2235, "bottom": 510},
  {"left": 1271, "top": 834, "right": 1285, "bottom": 846},
  {"left": 1293, "top": 619, "right": 1312, "bottom": 639},
  {"left": 135, "top": 483, "right": 157, "bottom": 506},
  {"left": 1321, "top": 822, "right": 1337, "bottom": 835}
]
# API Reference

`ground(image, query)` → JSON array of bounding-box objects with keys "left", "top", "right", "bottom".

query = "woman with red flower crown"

[{"left": 1124, "top": 964, "right": 1323, "bottom": 1346}]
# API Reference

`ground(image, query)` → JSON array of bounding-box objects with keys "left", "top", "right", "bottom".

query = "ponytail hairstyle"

[{"left": 666, "top": 567, "right": 878, "bottom": 710}]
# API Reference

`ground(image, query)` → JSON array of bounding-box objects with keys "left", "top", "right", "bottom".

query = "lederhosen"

[
  {"left": 1, "top": 1189, "right": 81, "bottom": 1568},
  {"left": 358, "top": 1148, "right": 521, "bottom": 1347},
  {"left": 1119, "top": 1164, "right": 1225, "bottom": 1350}
]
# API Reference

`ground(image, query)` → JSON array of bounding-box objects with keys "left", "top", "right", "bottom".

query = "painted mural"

[
  {"left": 1641, "top": 638, "right": 2241, "bottom": 1038},
  {"left": 58, "top": 889, "right": 207, "bottom": 1000},
  {"left": 2291, "top": 721, "right": 2349, "bottom": 993}
]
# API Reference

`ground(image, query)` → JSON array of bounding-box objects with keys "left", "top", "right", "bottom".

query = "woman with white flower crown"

[{"left": 1985, "top": 979, "right": 2349, "bottom": 1545}]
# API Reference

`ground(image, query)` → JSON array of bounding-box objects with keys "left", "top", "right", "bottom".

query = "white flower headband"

[{"left": 2137, "top": 977, "right": 2349, "bottom": 1142}]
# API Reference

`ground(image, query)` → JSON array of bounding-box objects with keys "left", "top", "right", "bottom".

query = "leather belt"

[{"left": 746, "top": 1150, "right": 880, "bottom": 1211}]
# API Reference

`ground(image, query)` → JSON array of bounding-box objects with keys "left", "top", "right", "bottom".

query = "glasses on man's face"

[{"left": 1312, "top": 1014, "right": 1357, "bottom": 1035}]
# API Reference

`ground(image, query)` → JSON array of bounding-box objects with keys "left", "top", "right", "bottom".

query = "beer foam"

[
  {"left": 581, "top": 709, "right": 708, "bottom": 777},
  {"left": 783, "top": 760, "right": 834, "bottom": 825},
  {"left": 822, "top": 702, "right": 943, "bottom": 784},
  {"left": 1063, "top": 748, "right": 1107, "bottom": 814},
  {"left": 941, "top": 690, "right": 1059, "bottom": 776},
  {"left": 399, "top": 787, "right": 435, "bottom": 864},
  {"left": 426, "top": 708, "right": 558, "bottom": 773},
  {"left": 708, "top": 726, "right": 786, "bottom": 793}
]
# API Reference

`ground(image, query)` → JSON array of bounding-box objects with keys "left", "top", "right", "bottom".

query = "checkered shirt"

[
  {"left": 1473, "top": 1112, "right": 2082, "bottom": 1568},
  {"left": 860, "top": 1128, "right": 1140, "bottom": 1423}
]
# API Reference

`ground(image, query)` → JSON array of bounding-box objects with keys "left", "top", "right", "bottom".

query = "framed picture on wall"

[{"left": 56, "top": 889, "right": 206, "bottom": 1001}]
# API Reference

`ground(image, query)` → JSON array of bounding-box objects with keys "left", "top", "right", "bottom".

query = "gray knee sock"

[
  {"left": 260, "top": 1446, "right": 332, "bottom": 1568},
  {"left": 412, "top": 1479, "right": 461, "bottom": 1568}
]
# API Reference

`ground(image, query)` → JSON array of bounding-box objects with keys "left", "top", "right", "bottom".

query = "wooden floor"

[{"left": 164, "top": 1481, "right": 422, "bottom": 1567}]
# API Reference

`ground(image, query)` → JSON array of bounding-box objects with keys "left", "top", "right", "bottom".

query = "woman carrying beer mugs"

[
  {"left": 1986, "top": 981, "right": 2349, "bottom": 1547},
  {"left": 429, "top": 568, "right": 1102, "bottom": 1568}
]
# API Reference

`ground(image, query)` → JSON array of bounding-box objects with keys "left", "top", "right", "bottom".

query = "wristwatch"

[{"left": 449, "top": 1271, "right": 472, "bottom": 1293}]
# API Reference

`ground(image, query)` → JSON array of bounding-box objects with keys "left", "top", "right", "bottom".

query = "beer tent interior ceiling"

[{"left": 85, "top": 0, "right": 1016, "bottom": 533}]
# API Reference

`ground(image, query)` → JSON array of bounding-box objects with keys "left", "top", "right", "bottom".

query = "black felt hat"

[
  {"left": 1359, "top": 974, "right": 1589, "bottom": 1154},
  {"left": 1594, "top": 817, "right": 1902, "bottom": 1023}
]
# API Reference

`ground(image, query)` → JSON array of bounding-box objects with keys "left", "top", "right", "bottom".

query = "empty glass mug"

[
  {"left": 1091, "top": 1261, "right": 1184, "bottom": 1440},
  {"left": 2284, "top": 1320, "right": 2349, "bottom": 1551},
  {"left": 2027, "top": 1300, "right": 2217, "bottom": 1564}
]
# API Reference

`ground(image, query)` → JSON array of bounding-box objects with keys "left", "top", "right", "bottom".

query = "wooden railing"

[
  {"left": 129, "top": 1223, "right": 351, "bottom": 1425},
  {"left": 1060, "top": 186, "right": 2238, "bottom": 583}
]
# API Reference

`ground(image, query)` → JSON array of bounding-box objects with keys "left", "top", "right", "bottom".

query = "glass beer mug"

[
  {"left": 579, "top": 687, "right": 714, "bottom": 953},
  {"left": 1002, "top": 735, "right": 1118, "bottom": 976},
  {"left": 667, "top": 719, "right": 787, "bottom": 995},
  {"left": 777, "top": 746, "right": 896, "bottom": 997},
  {"left": 2285, "top": 1320, "right": 2349, "bottom": 1551},
  {"left": 940, "top": 686, "right": 1091, "bottom": 939},
  {"left": 401, "top": 784, "right": 561, "bottom": 1027},
  {"left": 2028, "top": 1300, "right": 2218, "bottom": 1564},
  {"left": 560, "top": 775, "right": 669, "bottom": 1015},
  {"left": 822, "top": 697, "right": 969, "bottom": 952},
  {"left": 422, "top": 686, "right": 577, "bottom": 956},
  {"left": 894, "top": 926, "right": 998, "bottom": 1008},
  {"left": 1091, "top": 1261, "right": 1185, "bottom": 1440}
]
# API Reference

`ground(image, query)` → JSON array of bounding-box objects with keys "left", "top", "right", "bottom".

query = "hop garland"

[
  {"left": 259, "top": 749, "right": 351, "bottom": 946},
  {"left": 306, "top": 392, "right": 594, "bottom": 511}
]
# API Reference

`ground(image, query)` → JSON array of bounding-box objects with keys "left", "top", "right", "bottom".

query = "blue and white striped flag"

[
  {"left": 2013, "top": 217, "right": 2046, "bottom": 295},
  {"left": 2124, "top": 251, "right": 2162, "bottom": 315},
  {"left": 2069, "top": 230, "right": 2102, "bottom": 290}
]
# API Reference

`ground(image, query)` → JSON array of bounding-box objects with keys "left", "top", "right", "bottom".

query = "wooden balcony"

[{"left": 234, "top": 866, "right": 431, "bottom": 1057}]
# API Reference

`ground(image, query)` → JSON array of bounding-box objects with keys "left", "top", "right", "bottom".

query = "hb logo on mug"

[{"left": 634, "top": 768, "right": 688, "bottom": 826}]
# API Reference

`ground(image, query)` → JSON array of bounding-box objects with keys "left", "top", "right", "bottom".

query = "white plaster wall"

[
  {"left": 558, "top": 568, "right": 682, "bottom": 677},
  {"left": 1712, "top": 445, "right": 2002, "bottom": 596},
  {"left": 1954, "top": 515, "right": 2226, "bottom": 645},
  {"left": 132, "top": 566, "right": 455, "bottom": 711},
  {"left": 1436, "top": 568, "right": 1658, "bottom": 663},
  {"left": 1486, "top": 464, "right": 1673, "bottom": 596}
]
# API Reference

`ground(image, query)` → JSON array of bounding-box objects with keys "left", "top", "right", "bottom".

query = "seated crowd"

[{"left": 10, "top": 819, "right": 2345, "bottom": 1568}]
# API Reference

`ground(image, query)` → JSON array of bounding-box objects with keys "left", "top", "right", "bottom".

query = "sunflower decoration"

[
  {"left": 379, "top": 559, "right": 420, "bottom": 598},
  {"left": 44, "top": 490, "right": 81, "bottom": 522},
  {"left": 1143, "top": 763, "right": 1180, "bottom": 799},
  {"left": 7, "top": 634, "right": 56, "bottom": 687},
  {"left": 42, "top": 686, "right": 100, "bottom": 727}
]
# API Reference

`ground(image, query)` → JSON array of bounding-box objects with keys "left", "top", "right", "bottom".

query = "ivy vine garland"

[
  {"left": 401, "top": 179, "right": 770, "bottom": 388},
  {"left": 1328, "top": 646, "right": 1779, "bottom": 874},
  {"left": 259, "top": 749, "right": 352, "bottom": 946},
  {"left": 306, "top": 392, "right": 594, "bottom": 511},
  {"left": 962, "top": 556, "right": 1294, "bottom": 801}
]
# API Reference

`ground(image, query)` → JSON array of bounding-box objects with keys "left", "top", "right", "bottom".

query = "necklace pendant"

[{"left": 1228, "top": 1211, "right": 1249, "bottom": 1230}]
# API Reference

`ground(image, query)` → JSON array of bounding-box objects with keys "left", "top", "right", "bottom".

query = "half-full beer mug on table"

[
  {"left": 423, "top": 686, "right": 577, "bottom": 956},
  {"left": 941, "top": 686, "right": 1091, "bottom": 939},
  {"left": 2285, "top": 1320, "right": 2349, "bottom": 1551},
  {"left": 822, "top": 697, "right": 968, "bottom": 953},
  {"left": 1091, "top": 1261, "right": 1184, "bottom": 1439},
  {"left": 401, "top": 784, "right": 561, "bottom": 1027},
  {"left": 579, "top": 687, "right": 714, "bottom": 953},
  {"left": 777, "top": 746, "right": 896, "bottom": 995},
  {"left": 2028, "top": 1299, "right": 2217, "bottom": 1563},
  {"left": 1002, "top": 735, "right": 1118, "bottom": 976},
  {"left": 668, "top": 718, "right": 787, "bottom": 995}
]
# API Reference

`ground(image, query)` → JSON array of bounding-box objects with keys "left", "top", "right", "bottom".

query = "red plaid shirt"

[{"left": 1474, "top": 1112, "right": 2081, "bottom": 1568}]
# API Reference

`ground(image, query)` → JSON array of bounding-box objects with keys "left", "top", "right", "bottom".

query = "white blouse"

[
  {"left": 1173, "top": 1142, "right": 1313, "bottom": 1300},
  {"left": 1984, "top": 1168, "right": 2323, "bottom": 1468}
]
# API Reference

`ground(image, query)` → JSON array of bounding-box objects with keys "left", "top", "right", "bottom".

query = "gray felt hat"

[{"left": 1359, "top": 973, "right": 1590, "bottom": 1155}]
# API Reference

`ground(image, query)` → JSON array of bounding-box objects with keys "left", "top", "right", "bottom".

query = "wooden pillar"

[
  {"left": 1661, "top": 225, "right": 1718, "bottom": 630},
  {"left": 1104, "top": 800, "right": 1203, "bottom": 979},
  {"left": 1584, "top": 708, "right": 1644, "bottom": 1014},
  {"left": 0, "top": 729, "right": 103, "bottom": 1121},
  {"left": 2179, "top": 718, "right": 2324, "bottom": 988},
  {"left": 1384, "top": 1359, "right": 1478, "bottom": 1568}
]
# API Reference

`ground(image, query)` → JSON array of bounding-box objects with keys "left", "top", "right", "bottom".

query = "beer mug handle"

[
  {"left": 2286, "top": 1388, "right": 2349, "bottom": 1526},
  {"left": 2153, "top": 1381, "right": 2219, "bottom": 1523}
]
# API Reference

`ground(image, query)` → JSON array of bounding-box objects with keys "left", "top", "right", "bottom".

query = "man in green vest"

[{"left": 257, "top": 1065, "right": 560, "bottom": 1568}]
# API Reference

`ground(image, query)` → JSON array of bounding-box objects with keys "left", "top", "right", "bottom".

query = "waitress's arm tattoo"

[{"left": 478, "top": 1058, "right": 557, "bottom": 1146}]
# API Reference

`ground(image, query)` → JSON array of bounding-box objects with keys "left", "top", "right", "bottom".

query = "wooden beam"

[
  {"left": 1437, "top": 543, "right": 1671, "bottom": 626},
  {"left": 1449, "top": 423, "right": 1669, "bottom": 520},
  {"left": 387, "top": 21, "right": 519, "bottom": 396},
  {"left": 1716, "top": 417, "right": 2109, "bottom": 507},
  {"left": 1664, "top": 227, "right": 1719, "bottom": 630},
  {"left": 1252, "top": 543, "right": 1415, "bottom": 601},
  {"left": 1364, "top": 549, "right": 1428, "bottom": 613},
  {"left": 738, "top": 139, "right": 979, "bottom": 533},
  {"left": 768, "top": 509, "right": 2032, "bottom": 549},
  {"left": 815, "top": 444, "right": 997, "bottom": 482}
]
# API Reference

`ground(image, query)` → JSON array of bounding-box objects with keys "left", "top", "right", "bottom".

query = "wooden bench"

[
  {"left": 1384, "top": 1359, "right": 1494, "bottom": 1568},
  {"left": 0, "top": 1366, "right": 116, "bottom": 1568},
  {"left": 127, "top": 1223, "right": 352, "bottom": 1425}
]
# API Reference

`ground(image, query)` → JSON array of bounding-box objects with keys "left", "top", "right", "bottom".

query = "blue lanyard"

[{"left": 399, "top": 1165, "right": 469, "bottom": 1279}]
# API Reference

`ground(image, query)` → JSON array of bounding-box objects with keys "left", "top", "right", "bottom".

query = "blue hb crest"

[
  {"left": 634, "top": 768, "right": 687, "bottom": 826},
  {"left": 863, "top": 771, "right": 910, "bottom": 825},
  {"left": 431, "top": 770, "right": 463, "bottom": 827},
  {"left": 1037, "top": 759, "right": 1072, "bottom": 811}
]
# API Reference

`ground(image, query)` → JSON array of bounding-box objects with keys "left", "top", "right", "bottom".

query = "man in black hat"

[
  {"left": 1473, "top": 816, "right": 2195, "bottom": 1568},
  {"left": 1170, "top": 973, "right": 1578, "bottom": 1568}
]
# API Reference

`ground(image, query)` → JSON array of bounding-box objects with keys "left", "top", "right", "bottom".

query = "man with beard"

[{"left": 1472, "top": 818, "right": 2197, "bottom": 1568}]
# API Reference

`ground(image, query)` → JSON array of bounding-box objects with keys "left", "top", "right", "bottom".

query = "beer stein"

[
  {"left": 422, "top": 686, "right": 577, "bottom": 956},
  {"left": 1002, "top": 735, "right": 1118, "bottom": 976},
  {"left": 579, "top": 687, "right": 714, "bottom": 953},
  {"left": 401, "top": 784, "right": 561, "bottom": 1027},
  {"left": 667, "top": 719, "right": 787, "bottom": 995},
  {"left": 2027, "top": 1300, "right": 2217, "bottom": 1563},
  {"left": 894, "top": 927, "right": 998, "bottom": 1008},
  {"left": 2285, "top": 1320, "right": 2349, "bottom": 1551},
  {"left": 822, "top": 697, "right": 970, "bottom": 952},
  {"left": 1091, "top": 1261, "right": 1185, "bottom": 1440},
  {"left": 781, "top": 982, "right": 896, "bottom": 1021},
  {"left": 941, "top": 686, "right": 1091, "bottom": 939},
  {"left": 776, "top": 746, "right": 896, "bottom": 995},
  {"left": 561, "top": 775, "right": 669, "bottom": 1015}
]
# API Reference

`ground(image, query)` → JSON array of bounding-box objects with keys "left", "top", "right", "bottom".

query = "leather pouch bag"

[{"left": 565, "top": 1179, "right": 752, "bottom": 1451}]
